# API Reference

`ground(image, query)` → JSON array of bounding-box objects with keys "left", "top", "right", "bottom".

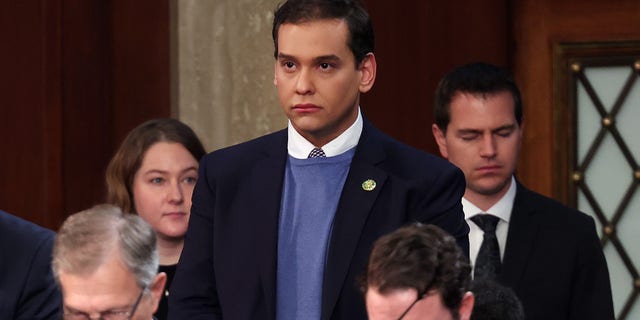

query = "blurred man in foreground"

[
  {"left": 52, "top": 204, "right": 166, "bottom": 320},
  {"left": 364, "top": 223, "right": 474, "bottom": 320}
]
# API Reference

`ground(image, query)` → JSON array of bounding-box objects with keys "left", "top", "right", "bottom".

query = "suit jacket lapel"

[
  {"left": 500, "top": 182, "right": 540, "bottom": 290},
  {"left": 321, "top": 121, "right": 388, "bottom": 320},
  {"left": 248, "top": 131, "right": 288, "bottom": 320}
]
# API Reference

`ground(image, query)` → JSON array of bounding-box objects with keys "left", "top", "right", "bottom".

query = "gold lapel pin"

[{"left": 362, "top": 179, "right": 376, "bottom": 191}]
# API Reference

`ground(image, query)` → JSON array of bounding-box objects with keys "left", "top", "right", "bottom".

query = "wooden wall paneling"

[
  {"left": 361, "top": 0, "right": 509, "bottom": 153},
  {"left": 61, "top": 0, "right": 114, "bottom": 217},
  {"left": 109, "top": 0, "right": 171, "bottom": 146},
  {"left": 59, "top": 0, "right": 171, "bottom": 220},
  {"left": 43, "top": 0, "right": 64, "bottom": 230},
  {"left": 0, "top": 0, "right": 171, "bottom": 229},
  {"left": 510, "top": 0, "right": 640, "bottom": 197},
  {"left": 0, "top": 1, "right": 63, "bottom": 230}
]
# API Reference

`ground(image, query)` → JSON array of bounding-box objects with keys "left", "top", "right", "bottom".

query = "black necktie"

[
  {"left": 471, "top": 214, "right": 501, "bottom": 280},
  {"left": 308, "top": 147, "right": 326, "bottom": 158}
]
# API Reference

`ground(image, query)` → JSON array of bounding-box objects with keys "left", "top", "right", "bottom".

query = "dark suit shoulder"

[
  {"left": 0, "top": 210, "right": 55, "bottom": 273},
  {"left": 508, "top": 184, "right": 613, "bottom": 319},
  {"left": 210, "top": 129, "right": 286, "bottom": 156},
  {"left": 359, "top": 121, "right": 461, "bottom": 180},
  {"left": 0, "top": 210, "right": 55, "bottom": 253},
  {"left": 515, "top": 184, "right": 596, "bottom": 232},
  {"left": 0, "top": 210, "right": 61, "bottom": 319},
  {"left": 200, "top": 129, "right": 287, "bottom": 172}
]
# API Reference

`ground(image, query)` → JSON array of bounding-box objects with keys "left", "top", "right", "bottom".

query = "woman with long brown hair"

[{"left": 106, "top": 118, "right": 206, "bottom": 320}]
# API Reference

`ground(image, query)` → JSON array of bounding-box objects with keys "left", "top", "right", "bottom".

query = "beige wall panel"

[{"left": 173, "top": 0, "right": 284, "bottom": 152}]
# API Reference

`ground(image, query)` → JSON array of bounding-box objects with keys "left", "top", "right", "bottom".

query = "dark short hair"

[
  {"left": 364, "top": 223, "right": 471, "bottom": 317},
  {"left": 434, "top": 62, "right": 523, "bottom": 132},
  {"left": 106, "top": 118, "right": 206, "bottom": 214},
  {"left": 470, "top": 279, "right": 525, "bottom": 320},
  {"left": 272, "top": 0, "right": 374, "bottom": 67}
]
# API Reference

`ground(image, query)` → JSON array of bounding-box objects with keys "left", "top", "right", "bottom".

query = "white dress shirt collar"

[{"left": 287, "top": 108, "right": 363, "bottom": 159}]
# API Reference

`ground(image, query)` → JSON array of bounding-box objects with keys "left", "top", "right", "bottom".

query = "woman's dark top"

[{"left": 154, "top": 264, "right": 177, "bottom": 320}]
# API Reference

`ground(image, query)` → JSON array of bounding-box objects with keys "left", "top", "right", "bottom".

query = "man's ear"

[
  {"left": 149, "top": 272, "right": 167, "bottom": 313},
  {"left": 458, "top": 291, "right": 475, "bottom": 320},
  {"left": 358, "top": 53, "right": 377, "bottom": 93},
  {"left": 432, "top": 124, "right": 449, "bottom": 159}
]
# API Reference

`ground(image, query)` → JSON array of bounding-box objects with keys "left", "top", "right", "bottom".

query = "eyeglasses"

[
  {"left": 62, "top": 287, "right": 146, "bottom": 320},
  {"left": 397, "top": 289, "right": 427, "bottom": 320}
]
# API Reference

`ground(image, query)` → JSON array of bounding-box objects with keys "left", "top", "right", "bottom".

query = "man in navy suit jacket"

[
  {"left": 169, "top": 0, "right": 468, "bottom": 319},
  {"left": 0, "top": 210, "right": 61, "bottom": 319},
  {"left": 432, "top": 62, "right": 613, "bottom": 319}
]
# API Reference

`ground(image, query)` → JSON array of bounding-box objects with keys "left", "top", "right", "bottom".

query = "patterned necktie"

[
  {"left": 308, "top": 147, "right": 326, "bottom": 158},
  {"left": 471, "top": 214, "right": 501, "bottom": 280}
]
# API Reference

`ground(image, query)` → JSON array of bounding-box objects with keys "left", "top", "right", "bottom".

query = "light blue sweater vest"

[{"left": 276, "top": 148, "right": 355, "bottom": 320}]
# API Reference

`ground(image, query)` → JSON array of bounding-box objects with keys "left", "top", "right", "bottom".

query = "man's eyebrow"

[
  {"left": 312, "top": 54, "right": 341, "bottom": 63},
  {"left": 64, "top": 304, "right": 131, "bottom": 313},
  {"left": 64, "top": 305, "right": 82, "bottom": 313},
  {"left": 277, "top": 53, "right": 297, "bottom": 61},
  {"left": 276, "top": 53, "right": 341, "bottom": 64},
  {"left": 492, "top": 124, "right": 516, "bottom": 132},
  {"left": 455, "top": 124, "right": 516, "bottom": 135},
  {"left": 456, "top": 128, "right": 482, "bottom": 135}
]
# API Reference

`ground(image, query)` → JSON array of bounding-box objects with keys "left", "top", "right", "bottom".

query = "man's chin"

[{"left": 469, "top": 179, "right": 510, "bottom": 197}]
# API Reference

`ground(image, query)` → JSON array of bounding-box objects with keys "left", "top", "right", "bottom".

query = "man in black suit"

[
  {"left": 431, "top": 62, "right": 614, "bottom": 319},
  {"left": 168, "top": 0, "right": 469, "bottom": 319},
  {"left": 0, "top": 210, "right": 61, "bottom": 319}
]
